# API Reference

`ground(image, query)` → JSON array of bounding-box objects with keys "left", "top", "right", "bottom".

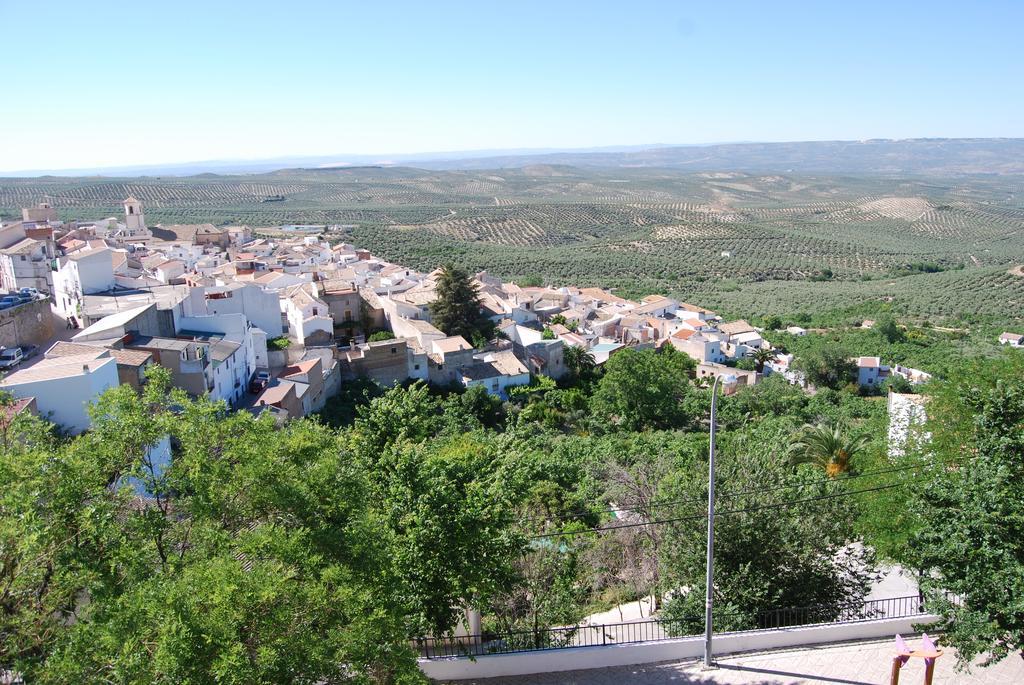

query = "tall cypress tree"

[{"left": 429, "top": 264, "right": 491, "bottom": 342}]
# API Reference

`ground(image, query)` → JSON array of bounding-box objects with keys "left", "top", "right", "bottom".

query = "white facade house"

[
  {"left": 281, "top": 286, "right": 333, "bottom": 345},
  {"left": 0, "top": 238, "right": 54, "bottom": 293},
  {"left": 998, "top": 332, "right": 1023, "bottom": 348},
  {"left": 857, "top": 356, "right": 889, "bottom": 387},
  {"left": 176, "top": 312, "right": 261, "bottom": 407},
  {"left": 52, "top": 247, "right": 115, "bottom": 319},
  {"left": 0, "top": 353, "right": 119, "bottom": 434},
  {"left": 726, "top": 330, "right": 765, "bottom": 359},
  {"left": 500, "top": 323, "right": 545, "bottom": 348},
  {"left": 669, "top": 330, "right": 725, "bottom": 364},
  {"left": 185, "top": 283, "right": 284, "bottom": 338},
  {"left": 461, "top": 350, "right": 530, "bottom": 399}
]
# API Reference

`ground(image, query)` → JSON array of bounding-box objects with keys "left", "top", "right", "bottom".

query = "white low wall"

[{"left": 420, "top": 615, "right": 939, "bottom": 681}]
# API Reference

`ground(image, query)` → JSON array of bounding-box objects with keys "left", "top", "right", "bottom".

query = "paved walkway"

[{"left": 443, "top": 638, "right": 1024, "bottom": 684}]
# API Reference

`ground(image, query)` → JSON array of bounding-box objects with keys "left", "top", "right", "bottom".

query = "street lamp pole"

[{"left": 703, "top": 374, "right": 721, "bottom": 669}]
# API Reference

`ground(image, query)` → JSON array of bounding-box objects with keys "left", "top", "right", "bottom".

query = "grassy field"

[{"left": 3, "top": 166, "right": 1023, "bottom": 327}]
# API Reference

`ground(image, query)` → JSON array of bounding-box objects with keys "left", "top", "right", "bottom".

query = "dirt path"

[{"left": 1009, "top": 264, "right": 1024, "bottom": 277}]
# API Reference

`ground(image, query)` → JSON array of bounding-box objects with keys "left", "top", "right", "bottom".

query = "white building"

[
  {"left": 281, "top": 286, "right": 333, "bottom": 345},
  {"left": 725, "top": 330, "right": 765, "bottom": 359},
  {"left": 0, "top": 352, "right": 119, "bottom": 434},
  {"left": 186, "top": 282, "right": 284, "bottom": 338},
  {"left": 108, "top": 197, "right": 153, "bottom": 243},
  {"left": 0, "top": 237, "right": 54, "bottom": 293},
  {"left": 461, "top": 350, "right": 530, "bottom": 399},
  {"left": 669, "top": 329, "right": 726, "bottom": 364},
  {"left": 857, "top": 356, "right": 890, "bottom": 388},
  {"left": 52, "top": 247, "right": 116, "bottom": 319},
  {"left": 998, "top": 332, "right": 1023, "bottom": 348},
  {"left": 176, "top": 312, "right": 262, "bottom": 407}
]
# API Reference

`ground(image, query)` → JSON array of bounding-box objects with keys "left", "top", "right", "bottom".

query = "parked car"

[
  {"left": 249, "top": 369, "right": 271, "bottom": 393},
  {"left": 20, "top": 344, "right": 38, "bottom": 360},
  {"left": 15, "top": 292, "right": 34, "bottom": 303},
  {"left": 0, "top": 296, "right": 20, "bottom": 309},
  {"left": 18, "top": 287, "right": 39, "bottom": 298},
  {"left": 0, "top": 346, "right": 24, "bottom": 369}
]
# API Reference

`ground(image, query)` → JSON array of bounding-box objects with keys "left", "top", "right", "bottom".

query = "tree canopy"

[
  {"left": 659, "top": 418, "right": 876, "bottom": 633},
  {"left": 429, "top": 264, "right": 493, "bottom": 344},
  {"left": 591, "top": 347, "right": 696, "bottom": 431},
  {"left": 904, "top": 353, "right": 1024, "bottom": 666},
  {"left": 0, "top": 371, "right": 521, "bottom": 683},
  {"left": 793, "top": 345, "right": 857, "bottom": 389}
]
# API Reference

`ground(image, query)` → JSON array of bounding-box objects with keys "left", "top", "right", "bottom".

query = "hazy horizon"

[{"left": 10, "top": 137, "right": 1019, "bottom": 177}]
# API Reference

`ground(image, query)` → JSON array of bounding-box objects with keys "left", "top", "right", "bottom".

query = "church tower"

[{"left": 123, "top": 196, "right": 146, "bottom": 232}]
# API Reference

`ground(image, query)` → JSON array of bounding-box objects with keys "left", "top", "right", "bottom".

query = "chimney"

[{"left": 83, "top": 364, "right": 91, "bottom": 373}]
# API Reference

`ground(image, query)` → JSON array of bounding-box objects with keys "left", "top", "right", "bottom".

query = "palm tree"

[
  {"left": 563, "top": 345, "right": 596, "bottom": 379},
  {"left": 750, "top": 347, "right": 779, "bottom": 373},
  {"left": 789, "top": 421, "right": 869, "bottom": 477}
]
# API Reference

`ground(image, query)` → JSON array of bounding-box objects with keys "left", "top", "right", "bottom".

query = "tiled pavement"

[{"left": 442, "top": 638, "right": 1024, "bottom": 684}]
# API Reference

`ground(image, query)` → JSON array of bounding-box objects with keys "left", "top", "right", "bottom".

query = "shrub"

[{"left": 267, "top": 336, "right": 291, "bottom": 351}]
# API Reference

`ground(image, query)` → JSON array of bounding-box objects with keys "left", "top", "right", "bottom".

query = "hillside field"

[{"left": 2, "top": 166, "right": 1023, "bottom": 327}]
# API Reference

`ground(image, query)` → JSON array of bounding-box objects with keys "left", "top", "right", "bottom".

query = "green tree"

[
  {"left": 660, "top": 419, "right": 875, "bottom": 633},
  {"left": 761, "top": 314, "right": 783, "bottom": 331},
  {"left": 788, "top": 420, "right": 869, "bottom": 477},
  {"left": 368, "top": 330, "right": 396, "bottom": 342},
  {"left": 734, "top": 357, "right": 758, "bottom": 371},
  {"left": 591, "top": 348, "right": 695, "bottom": 431},
  {"left": 443, "top": 384, "right": 506, "bottom": 431},
  {"left": 429, "top": 264, "right": 492, "bottom": 342},
  {"left": 0, "top": 369, "right": 428, "bottom": 683},
  {"left": 750, "top": 347, "right": 778, "bottom": 373},
  {"left": 793, "top": 346, "right": 857, "bottom": 389},
  {"left": 563, "top": 345, "right": 596, "bottom": 381},
  {"left": 376, "top": 434, "right": 522, "bottom": 638},
  {"left": 905, "top": 354, "right": 1024, "bottom": 666},
  {"left": 874, "top": 315, "right": 904, "bottom": 344}
]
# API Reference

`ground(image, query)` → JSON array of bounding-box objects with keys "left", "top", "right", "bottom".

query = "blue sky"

[{"left": 1, "top": 0, "right": 1021, "bottom": 171}]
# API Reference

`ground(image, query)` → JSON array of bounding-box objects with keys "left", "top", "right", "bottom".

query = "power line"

[
  {"left": 530, "top": 482, "right": 904, "bottom": 540},
  {"left": 520, "top": 458, "right": 941, "bottom": 527}
]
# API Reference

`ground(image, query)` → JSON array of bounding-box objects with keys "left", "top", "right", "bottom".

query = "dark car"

[{"left": 249, "top": 370, "right": 271, "bottom": 393}]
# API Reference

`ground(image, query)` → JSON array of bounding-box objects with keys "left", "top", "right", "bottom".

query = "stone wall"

[{"left": 0, "top": 299, "right": 54, "bottom": 349}]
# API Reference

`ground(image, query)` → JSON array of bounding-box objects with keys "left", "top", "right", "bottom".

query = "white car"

[{"left": 0, "top": 347, "right": 24, "bottom": 369}]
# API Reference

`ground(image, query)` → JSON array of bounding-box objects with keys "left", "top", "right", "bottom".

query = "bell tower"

[{"left": 123, "top": 196, "right": 146, "bottom": 232}]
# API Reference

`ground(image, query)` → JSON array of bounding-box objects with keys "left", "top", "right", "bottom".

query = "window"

[
  {"left": 390, "top": 347, "right": 397, "bottom": 354},
  {"left": 414, "top": 364, "right": 420, "bottom": 371}
]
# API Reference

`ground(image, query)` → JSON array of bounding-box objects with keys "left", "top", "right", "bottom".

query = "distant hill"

[
  {"left": 414, "top": 139, "right": 1024, "bottom": 175},
  {"left": 5, "top": 139, "right": 1023, "bottom": 178}
]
